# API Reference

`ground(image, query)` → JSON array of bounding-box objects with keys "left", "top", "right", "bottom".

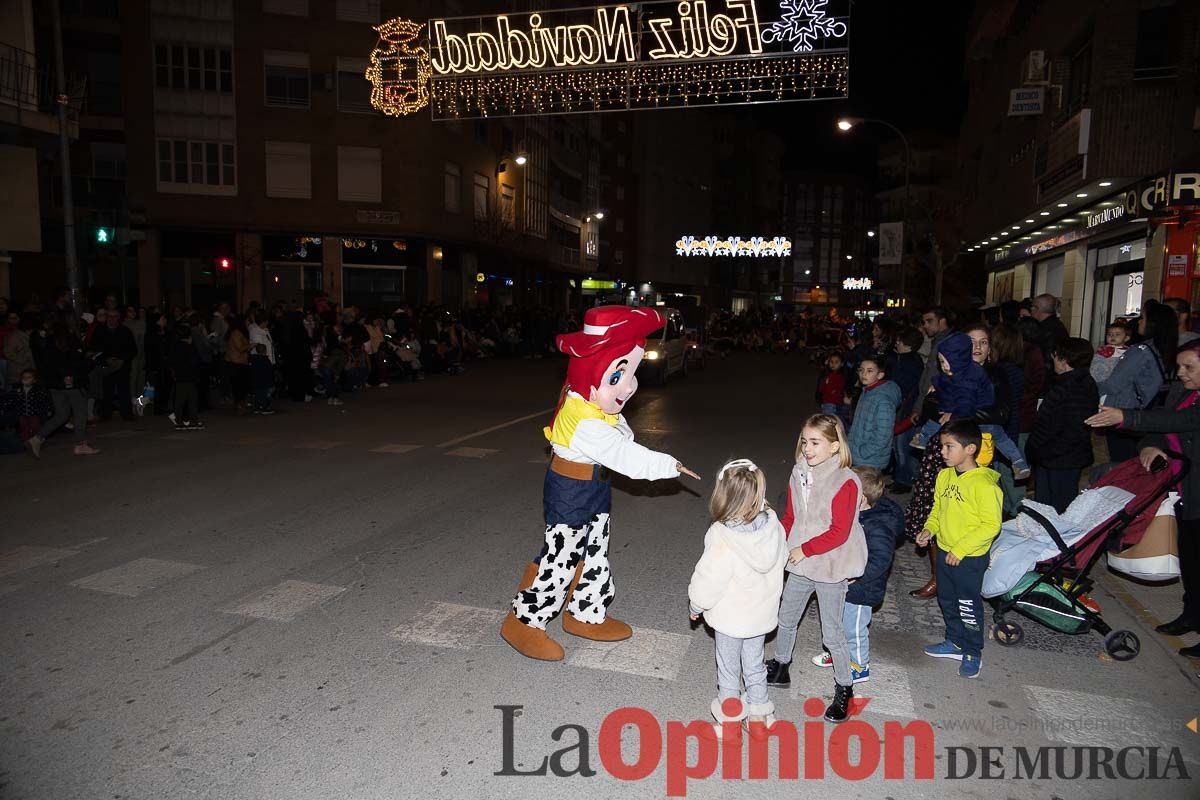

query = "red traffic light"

[{"left": 217, "top": 257, "right": 232, "bottom": 271}]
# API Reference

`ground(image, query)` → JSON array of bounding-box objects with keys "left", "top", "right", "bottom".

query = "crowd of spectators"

[{"left": 0, "top": 290, "right": 584, "bottom": 456}]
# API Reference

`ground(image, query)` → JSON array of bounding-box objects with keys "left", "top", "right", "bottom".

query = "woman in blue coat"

[{"left": 848, "top": 355, "right": 902, "bottom": 470}]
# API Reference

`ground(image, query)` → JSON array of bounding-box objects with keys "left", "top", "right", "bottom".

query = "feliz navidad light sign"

[{"left": 367, "top": 0, "right": 850, "bottom": 119}]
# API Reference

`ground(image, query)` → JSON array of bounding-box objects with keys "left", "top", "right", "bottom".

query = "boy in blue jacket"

[
  {"left": 811, "top": 466, "right": 903, "bottom": 683},
  {"left": 912, "top": 332, "right": 1031, "bottom": 480}
]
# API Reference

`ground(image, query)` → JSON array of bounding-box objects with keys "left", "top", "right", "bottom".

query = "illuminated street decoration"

[
  {"left": 676, "top": 235, "right": 792, "bottom": 257},
  {"left": 762, "top": 0, "right": 848, "bottom": 53},
  {"left": 367, "top": 18, "right": 432, "bottom": 116},
  {"left": 368, "top": 1, "right": 849, "bottom": 119},
  {"left": 842, "top": 277, "right": 874, "bottom": 290}
]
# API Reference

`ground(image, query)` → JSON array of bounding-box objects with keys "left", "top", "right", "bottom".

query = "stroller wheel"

[
  {"left": 993, "top": 621, "right": 1024, "bottom": 647},
  {"left": 1104, "top": 630, "right": 1140, "bottom": 661}
]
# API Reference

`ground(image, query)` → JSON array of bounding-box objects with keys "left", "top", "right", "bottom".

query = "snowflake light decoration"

[{"left": 762, "top": 0, "right": 848, "bottom": 53}]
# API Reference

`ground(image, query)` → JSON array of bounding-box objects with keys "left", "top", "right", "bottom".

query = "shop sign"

[
  {"left": 1086, "top": 204, "right": 1124, "bottom": 229},
  {"left": 1168, "top": 254, "right": 1189, "bottom": 278},
  {"left": 581, "top": 278, "right": 617, "bottom": 289},
  {"left": 1124, "top": 170, "right": 1200, "bottom": 215},
  {"left": 1007, "top": 87, "right": 1044, "bottom": 116}
]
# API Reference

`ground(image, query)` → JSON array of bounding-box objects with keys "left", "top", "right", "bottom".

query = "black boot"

[
  {"left": 764, "top": 659, "right": 791, "bottom": 688},
  {"left": 824, "top": 682, "right": 853, "bottom": 723},
  {"left": 1156, "top": 614, "right": 1198, "bottom": 636}
]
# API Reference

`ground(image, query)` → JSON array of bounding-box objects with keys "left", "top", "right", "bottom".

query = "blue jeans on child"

[
  {"left": 915, "top": 419, "right": 1029, "bottom": 471},
  {"left": 844, "top": 602, "right": 872, "bottom": 668}
]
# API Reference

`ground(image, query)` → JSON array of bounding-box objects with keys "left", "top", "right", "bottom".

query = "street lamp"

[
  {"left": 514, "top": 153, "right": 528, "bottom": 166},
  {"left": 837, "top": 116, "right": 911, "bottom": 307}
]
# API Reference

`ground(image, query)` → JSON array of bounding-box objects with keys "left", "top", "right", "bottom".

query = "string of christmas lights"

[{"left": 429, "top": 53, "right": 847, "bottom": 119}]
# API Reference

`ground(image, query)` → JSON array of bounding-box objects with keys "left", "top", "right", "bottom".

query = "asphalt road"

[{"left": 1, "top": 351, "right": 1197, "bottom": 800}]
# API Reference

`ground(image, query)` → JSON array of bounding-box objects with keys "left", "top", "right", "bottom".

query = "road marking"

[
  {"left": 70, "top": 558, "right": 204, "bottom": 597},
  {"left": 389, "top": 601, "right": 505, "bottom": 649},
  {"left": 566, "top": 627, "right": 693, "bottom": 680},
  {"left": 436, "top": 407, "right": 555, "bottom": 448},
  {"left": 294, "top": 440, "right": 344, "bottom": 451},
  {"left": 0, "top": 546, "right": 80, "bottom": 578},
  {"left": 370, "top": 444, "right": 423, "bottom": 454},
  {"left": 789, "top": 663, "right": 917, "bottom": 719},
  {"left": 391, "top": 601, "right": 693, "bottom": 680},
  {"left": 445, "top": 446, "right": 498, "bottom": 459},
  {"left": 226, "top": 580, "right": 347, "bottom": 621},
  {"left": 1026, "top": 685, "right": 1196, "bottom": 754}
]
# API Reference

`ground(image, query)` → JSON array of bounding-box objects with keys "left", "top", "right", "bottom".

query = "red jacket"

[{"left": 817, "top": 369, "right": 846, "bottom": 405}]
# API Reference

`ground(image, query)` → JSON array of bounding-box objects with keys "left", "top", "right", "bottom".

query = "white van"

[{"left": 641, "top": 308, "right": 693, "bottom": 384}]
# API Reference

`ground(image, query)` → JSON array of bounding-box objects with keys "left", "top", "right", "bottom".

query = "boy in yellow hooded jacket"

[{"left": 917, "top": 419, "right": 1002, "bottom": 679}]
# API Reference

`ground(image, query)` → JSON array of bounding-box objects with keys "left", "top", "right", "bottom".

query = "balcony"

[{"left": 0, "top": 43, "right": 82, "bottom": 137}]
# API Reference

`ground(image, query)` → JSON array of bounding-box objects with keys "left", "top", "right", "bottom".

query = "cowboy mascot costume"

[{"left": 501, "top": 305, "right": 700, "bottom": 661}]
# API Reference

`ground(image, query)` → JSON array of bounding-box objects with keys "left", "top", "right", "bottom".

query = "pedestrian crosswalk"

[
  {"left": 2, "top": 542, "right": 1195, "bottom": 760},
  {"left": 70, "top": 557, "right": 204, "bottom": 597},
  {"left": 226, "top": 580, "right": 347, "bottom": 622}
]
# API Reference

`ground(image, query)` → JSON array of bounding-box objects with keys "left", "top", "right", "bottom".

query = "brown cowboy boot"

[
  {"left": 909, "top": 547, "right": 938, "bottom": 599},
  {"left": 500, "top": 562, "right": 565, "bottom": 661},
  {"left": 561, "top": 562, "right": 632, "bottom": 641}
]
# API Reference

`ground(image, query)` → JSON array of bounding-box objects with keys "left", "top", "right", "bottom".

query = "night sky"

[{"left": 756, "top": 0, "right": 975, "bottom": 173}]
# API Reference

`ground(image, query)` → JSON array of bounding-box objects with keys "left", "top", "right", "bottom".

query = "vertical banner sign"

[
  {"left": 368, "top": 0, "right": 850, "bottom": 119},
  {"left": 877, "top": 222, "right": 903, "bottom": 265}
]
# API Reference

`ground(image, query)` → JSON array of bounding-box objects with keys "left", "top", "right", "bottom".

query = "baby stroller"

[{"left": 984, "top": 454, "right": 1186, "bottom": 662}]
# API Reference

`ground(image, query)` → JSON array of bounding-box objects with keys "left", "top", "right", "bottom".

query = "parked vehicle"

[{"left": 641, "top": 308, "right": 695, "bottom": 383}]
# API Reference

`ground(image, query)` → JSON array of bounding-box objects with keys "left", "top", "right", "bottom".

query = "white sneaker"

[
  {"left": 811, "top": 651, "right": 833, "bottom": 668},
  {"left": 378, "top": 382, "right": 389, "bottom": 388},
  {"left": 168, "top": 412, "right": 176, "bottom": 424}
]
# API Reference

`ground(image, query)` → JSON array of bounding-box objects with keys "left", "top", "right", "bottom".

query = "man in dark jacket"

[
  {"left": 812, "top": 466, "right": 903, "bottom": 684},
  {"left": 1027, "top": 337, "right": 1099, "bottom": 513},
  {"left": 92, "top": 312, "right": 137, "bottom": 420},
  {"left": 26, "top": 324, "right": 99, "bottom": 456},
  {"left": 1031, "top": 293, "right": 1069, "bottom": 367}
]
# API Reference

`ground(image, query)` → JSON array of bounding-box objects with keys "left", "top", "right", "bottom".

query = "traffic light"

[
  {"left": 95, "top": 226, "right": 114, "bottom": 244},
  {"left": 217, "top": 257, "right": 232, "bottom": 272}
]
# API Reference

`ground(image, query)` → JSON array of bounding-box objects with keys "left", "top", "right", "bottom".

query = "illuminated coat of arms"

[{"left": 366, "top": 18, "right": 432, "bottom": 117}]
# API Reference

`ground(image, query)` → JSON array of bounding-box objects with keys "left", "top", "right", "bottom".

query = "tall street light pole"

[
  {"left": 837, "top": 117, "right": 911, "bottom": 311},
  {"left": 50, "top": 0, "right": 81, "bottom": 312}
]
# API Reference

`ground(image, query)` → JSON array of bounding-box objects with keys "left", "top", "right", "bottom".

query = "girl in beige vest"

[{"left": 764, "top": 414, "right": 868, "bottom": 723}]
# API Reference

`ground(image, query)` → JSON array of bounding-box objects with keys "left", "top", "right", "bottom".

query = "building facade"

[
  {"left": 960, "top": 0, "right": 1200, "bottom": 340},
  {"left": 7, "top": 0, "right": 791, "bottom": 316}
]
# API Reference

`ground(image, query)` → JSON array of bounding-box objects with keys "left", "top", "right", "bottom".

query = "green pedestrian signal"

[{"left": 96, "top": 226, "right": 114, "bottom": 244}]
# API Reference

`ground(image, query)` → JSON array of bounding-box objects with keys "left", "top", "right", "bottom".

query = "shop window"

[
  {"left": 1033, "top": 255, "right": 1065, "bottom": 299},
  {"left": 1134, "top": 4, "right": 1178, "bottom": 80}
]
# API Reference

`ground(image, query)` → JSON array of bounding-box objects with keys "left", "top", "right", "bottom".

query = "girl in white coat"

[{"left": 688, "top": 459, "right": 787, "bottom": 735}]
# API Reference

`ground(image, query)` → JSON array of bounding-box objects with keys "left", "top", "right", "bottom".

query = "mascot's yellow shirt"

[{"left": 545, "top": 394, "right": 618, "bottom": 449}]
